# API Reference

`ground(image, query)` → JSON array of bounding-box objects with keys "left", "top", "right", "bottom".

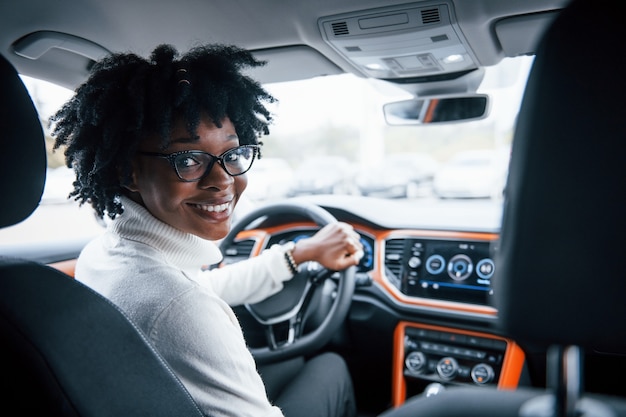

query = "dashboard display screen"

[{"left": 384, "top": 238, "right": 496, "bottom": 305}]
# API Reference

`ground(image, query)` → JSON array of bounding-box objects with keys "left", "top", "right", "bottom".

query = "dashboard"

[
  {"left": 221, "top": 195, "right": 526, "bottom": 406},
  {"left": 259, "top": 226, "right": 497, "bottom": 311}
]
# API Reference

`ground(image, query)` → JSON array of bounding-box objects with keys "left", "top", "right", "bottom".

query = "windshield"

[{"left": 0, "top": 55, "right": 532, "bottom": 247}]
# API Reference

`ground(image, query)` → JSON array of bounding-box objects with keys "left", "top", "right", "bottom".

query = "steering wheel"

[{"left": 219, "top": 200, "right": 356, "bottom": 365}]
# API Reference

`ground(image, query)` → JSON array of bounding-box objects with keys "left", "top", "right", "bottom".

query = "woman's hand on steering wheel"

[
  {"left": 291, "top": 222, "right": 364, "bottom": 271},
  {"left": 219, "top": 201, "right": 359, "bottom": 364}
]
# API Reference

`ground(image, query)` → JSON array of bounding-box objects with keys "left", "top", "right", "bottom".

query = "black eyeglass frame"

[{"left": 138, "top": 144, "right": 259, "bottom": 182}]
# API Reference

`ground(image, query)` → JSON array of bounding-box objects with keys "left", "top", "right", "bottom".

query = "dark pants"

[{"left": 258, "top": 352, "right": 357, "bottom": 417}]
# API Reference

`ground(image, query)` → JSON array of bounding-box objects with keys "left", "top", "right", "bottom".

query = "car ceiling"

[{"left": 0, "top": 0, "right": 568, "bottom": 92}]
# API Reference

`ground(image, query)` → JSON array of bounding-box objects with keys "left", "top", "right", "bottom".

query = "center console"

[{"left": 392, "top": 322, "right": 525, "bottom": 406}]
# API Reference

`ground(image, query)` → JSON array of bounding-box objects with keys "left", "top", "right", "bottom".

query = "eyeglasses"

[{"left": 138, "top": 145, "right": 259, "bottom": 182}]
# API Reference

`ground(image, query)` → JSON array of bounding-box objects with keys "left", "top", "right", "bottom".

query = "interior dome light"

[
  {"left": 364, "top": 63, "right": 384, "bottom": 70},
  {"left": 442, "top": 54, "right": 464, "bottom": 64}
]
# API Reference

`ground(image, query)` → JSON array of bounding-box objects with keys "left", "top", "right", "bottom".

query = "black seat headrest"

[
  {"left": 494, "top": 0, "right": 626, "bottom": 353},
  {"left": 0, "top": 54, "right": 46, "bottom": 228}
]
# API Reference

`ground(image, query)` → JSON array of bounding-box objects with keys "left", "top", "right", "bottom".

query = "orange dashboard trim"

[
  {"left": 237, "top": 224, "right": 500, "bottom": 316},
  {"left": 232, "top": 221, "right": 323, "bottom": 257},
  {"left": 234, "top": 222, "right": 383, "bottom": 255},
  {"left": 48, "top": 259, "right": 77, "bottom": 278},
  {"left": 391, "top": 321, "right": 525, "bottom": 407}
]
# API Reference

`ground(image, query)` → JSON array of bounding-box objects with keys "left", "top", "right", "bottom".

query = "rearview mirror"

[{"left": 383, "top": 95, "right": 489, "bottom": 125}]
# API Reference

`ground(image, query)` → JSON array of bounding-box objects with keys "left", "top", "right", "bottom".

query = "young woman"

[{"left": 51, "top": 43, "right": 363, "bottom": 417}]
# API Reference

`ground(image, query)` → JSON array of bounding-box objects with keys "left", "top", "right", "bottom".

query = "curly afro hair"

[{"left": 50, "top": 43, "right": 275, "bottom": 219}]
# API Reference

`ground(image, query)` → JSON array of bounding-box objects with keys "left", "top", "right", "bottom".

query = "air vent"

[
  {"left": 384, "top": 239, "right": 406, "bottom": 287},
  {"left": 420, "top": 8, "right": 441, "bottom": 24},
  {"left": 222, "top": 238, "right": 256, "bottom": 265},
  {"left": 331, "top": 21, "right": 350, "bottom": 36}
]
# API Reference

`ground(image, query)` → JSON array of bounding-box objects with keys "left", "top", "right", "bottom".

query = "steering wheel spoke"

[{"left": 264, "top": 315, "right": 302, "bottom": 350}]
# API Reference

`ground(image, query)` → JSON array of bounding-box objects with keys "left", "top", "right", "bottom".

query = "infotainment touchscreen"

[{"left": 385, "top": 238, "right": 496, "bottom": 305}]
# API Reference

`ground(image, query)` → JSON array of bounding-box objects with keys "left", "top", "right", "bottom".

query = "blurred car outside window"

[
  {"left": 286, "top": 156, "right": 358, "bottom": 197},
  {"left": 245, "top": 157, "right": 294, "bottom": 202},
  {"left": 356, "top": 153, "right": 439, "bottom": 198},
  {"left": 433, "top": 148, "right": 511, "bottom": 200}
]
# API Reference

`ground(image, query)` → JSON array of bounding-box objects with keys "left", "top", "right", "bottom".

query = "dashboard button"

[
  {"left": 425, "top": 254, "right": 445, "bottom": 275},
  {"left": 476, "top": 258, "right": 495, "bottom": 279},
  {"left": 447, "top": 254, "right": 473, "bottom": 280},
  {"left": 439, "top": 332, "right": 467, "bottom": 344},
  {"left": 408, "top": 256, "right": 422, "bottom": 269}
]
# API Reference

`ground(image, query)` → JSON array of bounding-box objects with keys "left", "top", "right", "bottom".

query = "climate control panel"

[{"left": 403, "top": 326, "right": 507, "bottom": 386}]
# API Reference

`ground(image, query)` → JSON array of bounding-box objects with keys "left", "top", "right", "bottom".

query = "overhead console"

[{"left": 318, "top": 1, "right": 480, "bottom": 81}]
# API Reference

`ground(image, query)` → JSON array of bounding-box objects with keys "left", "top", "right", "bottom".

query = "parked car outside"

[
  {"left": 245, "top": 157, "right": 294, "bottom": 202},
  {"left": 356, "top": 153, "right": 439, "bottom": 198},
  {"left": 287, "top": 156, "right": 357, "bottom": 196},
  {"left": 433, "top": 149, "right": 510, "bottom": 199}
]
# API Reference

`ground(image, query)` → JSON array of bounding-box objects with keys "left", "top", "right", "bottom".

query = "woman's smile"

[{"left": 190, "top": 201, "right": 231, "bottom": 213}]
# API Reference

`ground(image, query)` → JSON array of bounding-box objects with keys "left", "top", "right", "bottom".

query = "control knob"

[
  {"left": 408, "top": 256, "right": 421, "bottom": 269},
  {"left": 471, "top": 363, "right": 495, "bottom": 385},
  {"left": 405, "top": 351, "right": 427, "bottom": 374},
  {"left": 436, "top": 356, "right": 459, "bottom": 380}
]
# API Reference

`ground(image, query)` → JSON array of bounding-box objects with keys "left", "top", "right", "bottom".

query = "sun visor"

[
  {"left": 318, "top": 1, "right": 479, "bottom": 81},
  {"left": 249, "top": 46, "right": 343, "bottom": 84},
  {"left": 11, "top": 31, "right": 110, "bottom": 88},
  {"left": 495, "top": 10, "right": 560, "bottom": 57}
]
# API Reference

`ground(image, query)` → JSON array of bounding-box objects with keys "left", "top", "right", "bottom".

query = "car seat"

[
  {"left": 381, "top": 0, "right": 626, "bottom": 416},
  {"left": 0, "top": 53, "right": 205, "bottom": 416}
]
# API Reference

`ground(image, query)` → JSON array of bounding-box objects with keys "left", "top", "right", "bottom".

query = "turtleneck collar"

[{"left": 110, "top": 196, "right": 223, "bottom": 272}]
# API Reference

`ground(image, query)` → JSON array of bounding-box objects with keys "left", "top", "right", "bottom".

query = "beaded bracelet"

[{"left": 284, "top": 248, "right": 299, "bottom": 275}]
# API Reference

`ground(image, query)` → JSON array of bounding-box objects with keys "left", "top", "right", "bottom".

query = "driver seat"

[
  {"left": 0, "top": 54, "right": 205, "bottom": 415},
  {"left": 382, "top": 0, "right": 626, "bottom": 416}
]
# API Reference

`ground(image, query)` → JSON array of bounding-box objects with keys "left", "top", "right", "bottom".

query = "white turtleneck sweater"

[{"left": 75, "top": 196, "right": 292, "bottom": 417}]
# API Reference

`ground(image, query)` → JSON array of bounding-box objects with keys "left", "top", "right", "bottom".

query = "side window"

[{"left": 0, "top": 76, "right": 105, "bottom": 249}]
